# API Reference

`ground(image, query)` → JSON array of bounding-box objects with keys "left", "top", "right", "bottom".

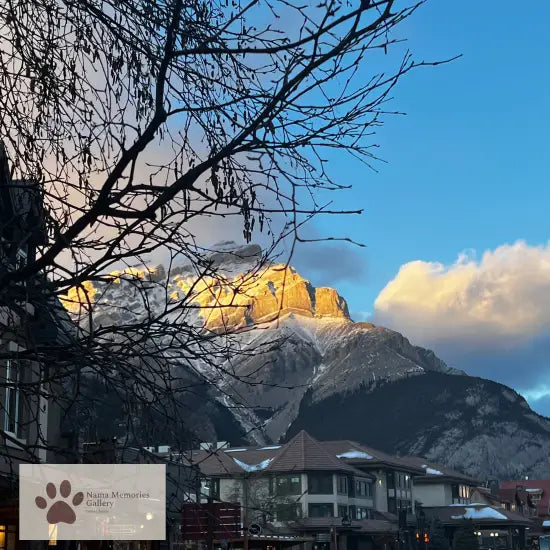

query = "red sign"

[{"left": 181, "top": 503, "right": 241, "bottom": 540}]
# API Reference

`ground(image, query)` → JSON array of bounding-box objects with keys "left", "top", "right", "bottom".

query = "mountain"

[
  {"left": 73, "top": 242, "right": 550, "bottom": 479},
  {"left": 285, "top": 371, "right": 550, "bottom": 480}
]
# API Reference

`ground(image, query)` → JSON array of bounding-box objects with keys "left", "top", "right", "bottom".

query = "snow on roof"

[
  {"left": 260, "top": 445, "right": 282, "bottom": 450},
  {"left": 336, "top": 450, "right": 373, "bottom": 460},
  {"left": 451, "top": 507, "right": 508, "bottom": 521},
  {"left": 224, "top": 448, "right": 248, "bottom": 453},
  {"left": 543, "top": 520, "right": 550, "bottom": 527},
  {"left": 424, "top": 466, "right": 443, "bottom": 475},
  {"left": 233, "top": 457, "right": 274, "bottom": 472},
  {"left": 526, "top": 488, "right": 543, "bottom": 492}
]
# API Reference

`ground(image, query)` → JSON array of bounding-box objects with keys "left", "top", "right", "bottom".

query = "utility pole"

[
  {"left": 195, "top": 464, "right": 201, "bottom": 504},
  {"left": 243, "top": 473, "right": 249, "bottom": 550}
]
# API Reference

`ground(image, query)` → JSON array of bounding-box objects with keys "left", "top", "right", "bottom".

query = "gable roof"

[
  {"left": 185, "top": 432, "right": 373, "bottom": 478},
  {"left": 265, "top": 430, "right": 366, "bottom": 475}
]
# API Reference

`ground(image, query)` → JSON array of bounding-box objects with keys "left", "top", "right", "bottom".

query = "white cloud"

[{"left": 374, "top": 240, "right": 550, "bottom": 349}]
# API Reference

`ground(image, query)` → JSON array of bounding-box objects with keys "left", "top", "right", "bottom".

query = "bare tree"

[{"left": 0, "top": 0, "right": 450, "bottom": 471}]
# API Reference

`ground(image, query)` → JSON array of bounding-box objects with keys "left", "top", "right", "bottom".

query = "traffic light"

[
  {"left": 415, "top": 532, "right": 420, "bottom": 541},
  {"left": 423, "top": 533, "right": 430, "bottom": 544}
]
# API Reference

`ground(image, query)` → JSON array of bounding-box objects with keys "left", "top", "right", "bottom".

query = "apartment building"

[
  {"left": 179, "top": 431, "right": 430, "bottom": 550},
  {"left": 186, "top": 431, "right": 376, "bottom": 524}
]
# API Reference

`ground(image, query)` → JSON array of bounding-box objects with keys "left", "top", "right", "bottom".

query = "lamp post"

[{"left": 243, "top": 473, "right": 249, "bottom": 550}]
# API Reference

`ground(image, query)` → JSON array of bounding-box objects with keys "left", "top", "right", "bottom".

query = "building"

[
  {"left": 498, "top": 486, "right": 538, "bottom": 518},
  {"left": 500, "top": 480, "right": 550, "bottom": 518},
  {"left": 318, "top": 441, "right": 425, "bottom": 515},
  {"left": 0, "top": 143, "right": 69, "bottom": 548},
  {"left": 175, "top": 431, "right": 540, "bottom": 550},
  {"left": 420, "top": 504, "right": 532, "bottom": 550},
  {"left": 399, "top": 456, "right": 479, "bottom": 507}
]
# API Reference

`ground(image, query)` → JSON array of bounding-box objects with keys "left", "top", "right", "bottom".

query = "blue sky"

[{"left": 292, "top": 0, "right": 550, "bottom": 415}]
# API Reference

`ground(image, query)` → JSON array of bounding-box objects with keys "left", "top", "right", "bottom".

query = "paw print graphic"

[{"left": 35, "top": 480, "right": 84, "bottom": 524}]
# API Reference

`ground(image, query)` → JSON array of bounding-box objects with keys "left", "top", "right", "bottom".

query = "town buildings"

[{"left": 169, "top": 430, "right": 536, "bottom": 550}]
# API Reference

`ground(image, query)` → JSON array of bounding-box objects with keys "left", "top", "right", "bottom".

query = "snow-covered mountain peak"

[{"left": 63, "top": 242, "right": 351, "bottom": 329}]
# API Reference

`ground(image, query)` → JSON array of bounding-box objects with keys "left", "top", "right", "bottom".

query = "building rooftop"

[
  {"left": 398, "top": 455, "right": 480, "bottom": 485},
  {"left": 181, "top": 431, "right": 406, "bottom": 478},
  {"left": 320, "top": 440, "right": 426, "bottom": 474},
  {"left": 423, "top": 504, "right": 534, "bottom": 527}
]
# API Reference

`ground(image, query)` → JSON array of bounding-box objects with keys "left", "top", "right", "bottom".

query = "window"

[
  {"left": 387, "top": 472, "right": 395, "bottom": 489},
  {"left": 274, "top": 475, "right": 302, "bottom": 496},
  {"left": 4, "top": 360, "right": 23, "bottom": 438},
  {"left": 452, "top": 484, "right": 470, "bottom": 504},
  {"left": 200, "top": 478, "right": 220, "bottom": 499},
  {"left": 388, "top": 498, "right": 396, "bottom": 514},
  {"left": 337, "top": 475, "right": 348, "bottom": 495},
  {"left": 0, "top": 525, "right": 16, "bottom": 550},
  {"left": 395, "top": 473, "right": 410, "bottom": 489},
  {"left": 338, "top": 505, "right": 348, "bottom": 518},
  {"left": 308, "top": 473, "right": 333, "bottom": 495},
  {"left": 355, "top": 480, "right": 372, "bottom": 498},
  {"left": 308, "top": 503, "right": 334, "bottom": 518},
  {"left": 275, "top": 503, "right": 302, "bottom": 522},
  {"left": 354, "top": 506, "right": 371, "bottom": 520}
]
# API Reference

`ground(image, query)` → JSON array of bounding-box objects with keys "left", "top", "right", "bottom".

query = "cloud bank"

[{"left": 373, "top": 241, "right": 550, "bottom": 416}]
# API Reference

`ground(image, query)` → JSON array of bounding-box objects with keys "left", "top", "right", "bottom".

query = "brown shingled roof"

[
  {"left": 185, "top": 432, "right": 371, "bottom": 477},
  {"left": 399, "top": 455, "right": 480, "bottom": 485},
  {"left": 320, "top": 440, "right": 425, "bottom": 474},
  {"left": 266, "top": 431, "right": 367, "bottom": 475}
]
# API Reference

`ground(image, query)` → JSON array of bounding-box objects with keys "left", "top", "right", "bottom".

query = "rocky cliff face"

[
  {"left": 286, "top": 372, "right": 550, "bottom": 479},
  {"left": 177, "top": 262, "right": 350, "bottom": 329},
  {"left": 69, "top": 242, "right": 349, "bottom": 329},
  {"left": 72, "top": 242, "right": 550, "bottom": 479}
]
